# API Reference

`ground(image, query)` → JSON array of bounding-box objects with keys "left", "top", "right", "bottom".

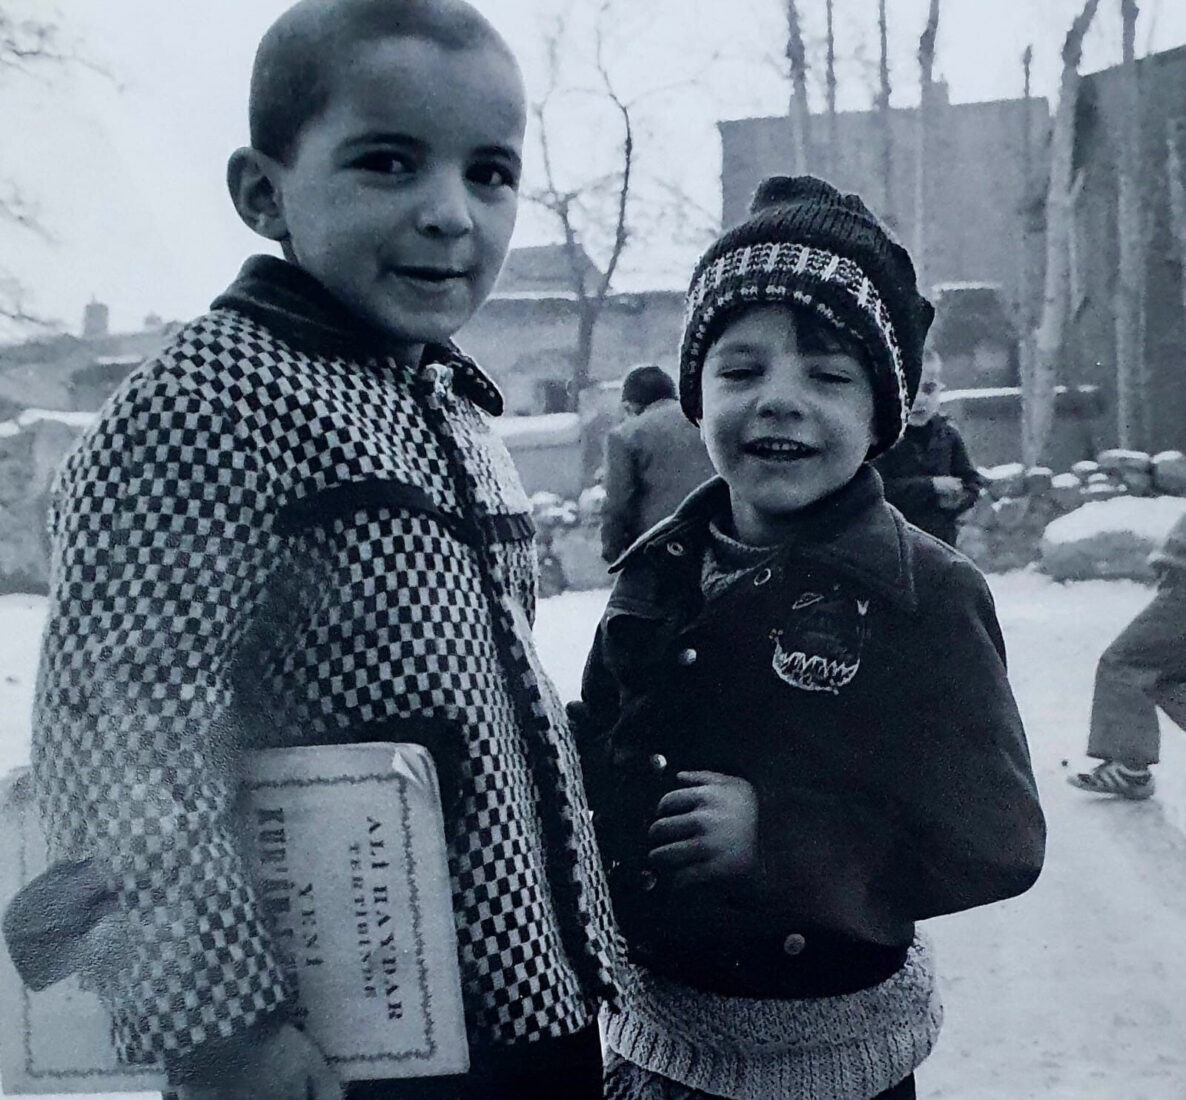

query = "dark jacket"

[
  {"left": 572, "top": 466, "right": 1044, "bottom": 1000},
  {"left": 600, "top": 397, "right": 717, "bottom": 561},
  {"left": 872, "top": 413, "right": 983, "bottom": 546}
]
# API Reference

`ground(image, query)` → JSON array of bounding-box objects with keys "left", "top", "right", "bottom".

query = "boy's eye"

[
  {"left": 351, "top": 151, "right": 415, "bottom": 175},
  {"left": 714, "top": 359, "right": 761, "bottom": 379},
  {"left": 467, "top": 161, "right": 519, "bottom": 190}
]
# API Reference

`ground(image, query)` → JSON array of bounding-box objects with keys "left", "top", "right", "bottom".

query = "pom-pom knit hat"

[{"left": 679, "top": 175, "right": 935, "bottom": 457}]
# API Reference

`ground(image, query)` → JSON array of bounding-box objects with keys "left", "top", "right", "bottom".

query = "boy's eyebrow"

[
  {"left": 707, "top": 340, "right": 764, "bottom": 357},
  {"left": 340, "top": 131, "right": 522, "bottom": 166}
]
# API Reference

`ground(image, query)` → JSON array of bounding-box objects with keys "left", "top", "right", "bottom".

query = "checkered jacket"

[{"left": 30, "top": 257, "right": 618, "bottom": 1067}]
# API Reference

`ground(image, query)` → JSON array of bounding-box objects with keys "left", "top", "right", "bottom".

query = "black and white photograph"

[{"left": 1, "top": 1, "right": 1186, "bottom": 1098}]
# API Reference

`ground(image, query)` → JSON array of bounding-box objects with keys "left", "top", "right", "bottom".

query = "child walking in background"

[
  {"left": 872, "top": 348, "right": 983, "bottom": 548},
  {"left": 25, "top": 2, "right": 617, "bottom": 1097},
  {"left": 1068, "top": 510, "right": 1186, "bottom": 800},
  {"left": 571, "top": 176, "right": 1046, "bottom": 1100}
]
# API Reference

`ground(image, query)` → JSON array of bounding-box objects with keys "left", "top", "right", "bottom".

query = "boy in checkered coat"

[{"left": 26, "top": 1, "right": 617, "bottom": 1097}]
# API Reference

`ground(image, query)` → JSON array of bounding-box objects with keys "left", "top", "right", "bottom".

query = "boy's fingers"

[
  {"left": 648, "top": 838, "right": 706, "bottom": 868},
  {"left": 655, "top": 786, "right": 705, "bottom": 817},
  {"left": 675, "top": 770, "right": 731, "bottom": 786},
  {"left": 648, "top": 811, "right": 701, "bottom": 845}
]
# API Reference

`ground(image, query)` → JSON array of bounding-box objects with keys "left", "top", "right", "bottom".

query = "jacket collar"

[
  {"left": 613, "top": 464, "right": 918, "bottom": 611},
  {"left": 211, "top": 254, "right": 504, "bottom": 415}
]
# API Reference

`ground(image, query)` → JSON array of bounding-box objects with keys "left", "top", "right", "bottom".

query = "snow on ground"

[{"left": 2, "top": 573, "right": 1185, "bottom": 1098}]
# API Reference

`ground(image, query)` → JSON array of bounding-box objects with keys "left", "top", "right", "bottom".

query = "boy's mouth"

[
  {"left": 392, "top": 265, "right": 469, "bottom": 285},
  {"left": 743, "top": 438, "right": 818, "bottom": 461}
]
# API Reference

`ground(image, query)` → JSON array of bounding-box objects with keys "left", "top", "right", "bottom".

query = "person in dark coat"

[
  {"left": 871, "top": 350, "right": 983, "bottom": 547},
  {"left": 1068, "top": 511, "right": 1186, "bottom": 800},
  {"left": 600, "top": 365, "right": 717, "bottom": 561},
  {"left": 571, "top": 176, "right": 1045, "bottom": 1100}
]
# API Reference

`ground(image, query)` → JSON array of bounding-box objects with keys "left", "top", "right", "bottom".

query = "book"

[{"left": 0, "top": 742, "right": 468, "bottom": 1094}]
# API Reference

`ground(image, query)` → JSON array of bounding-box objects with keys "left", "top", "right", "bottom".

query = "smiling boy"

[
  {"left": 29, "top": 3, "right": 617, "bottom": 1098},
  {"left": 573, "top": 177, "right": 1045, "bottom": 1100}
]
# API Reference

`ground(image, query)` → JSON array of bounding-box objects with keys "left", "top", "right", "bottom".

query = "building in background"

[
  {"left": 0, "top": 302, "right": 176, "bottom": 415},
  {"left": 458, "top": 244, "right": 684, "bottom": 416},
  {"left": 1067, "top": 43, "right": 1186, "bottom": 452}
]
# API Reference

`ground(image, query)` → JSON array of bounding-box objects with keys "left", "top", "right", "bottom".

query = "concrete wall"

[
  {"left": 719, "top": 94, "right": 1050, "bottom": 313},
  {"left": 943, "top": 386, "right": 1106, "bottom": 470},
  {"left": 456, "top": 292, "right": 685, "bottom": 415}
]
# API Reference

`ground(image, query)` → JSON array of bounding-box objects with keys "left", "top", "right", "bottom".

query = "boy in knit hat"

[
  {"left": 571, "top": 176, "right": 1046, "bottom": 1100},
  {"left": 23, "top": 2, "right": 617, "bottom": 1097}
]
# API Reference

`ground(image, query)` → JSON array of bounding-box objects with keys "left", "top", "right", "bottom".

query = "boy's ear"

[{"left": 226, "top": 147, "right": 289, "bottom": 242}]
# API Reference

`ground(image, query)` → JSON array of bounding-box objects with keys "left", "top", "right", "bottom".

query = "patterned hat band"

[{"left": 681, "top": 241, "right": 910, "bottom": 445}]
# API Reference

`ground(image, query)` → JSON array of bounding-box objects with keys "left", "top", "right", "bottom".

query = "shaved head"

[{"left": 249, "top": 0, "right": 520, "bottom": 163}]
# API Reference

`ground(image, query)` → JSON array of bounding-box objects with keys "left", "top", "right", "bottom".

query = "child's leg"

[{"left": 1086, "top": 585, "right": 1186, "bottom": 767}]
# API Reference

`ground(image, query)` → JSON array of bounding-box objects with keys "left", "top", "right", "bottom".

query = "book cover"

[{"left": 0, "top": 742, "right": 468, "bottom": 1094}]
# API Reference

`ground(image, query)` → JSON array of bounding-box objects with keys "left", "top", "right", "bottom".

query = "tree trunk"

[
  {"left": 877, "top": 0, "right": 894, "bottom": 225},
  {"left": 1026, "top": 0, "right": 1101, "bottom": 466},
  {"left": 1017, "top": 46, "right": 1038, "bottom": 433},
  {"left": 786, "top": 0, "right": 812, "bottom": 173},
  {"left": 1167, "top": 118, "right": 1186, "bottom": 323},
  {"left": 1115, "top": 0, "right": 1145, "bottom": 448},
  {"left": 825, "top": 0, "right": 837, "bottom": 179},
  {"left": 915, "top": 0, "right": 941, "bottom": 292}
]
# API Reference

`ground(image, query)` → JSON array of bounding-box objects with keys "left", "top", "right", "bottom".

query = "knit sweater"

[
  {"left": 603, "top": 937, "right": 942, "bottom": 1100},
  {"left": 30, "top": 256, "right": 617, "bottom": 1068}
]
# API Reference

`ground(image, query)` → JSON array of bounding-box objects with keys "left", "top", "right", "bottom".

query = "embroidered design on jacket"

[{"left": 769, "top": 588, "right": 870, "bottom": 694}]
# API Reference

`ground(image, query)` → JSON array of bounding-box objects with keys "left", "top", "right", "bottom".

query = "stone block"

[
  {"left": 1049, "top": 473, "right": 1084, "bottom": 512},
  {"left": 1071, "top": 460, "right": 1100, "bottom": 481},
  {"left": 1096, "top": 448, "right": 1152, "bottom": 474},
  {"left": 1118, "top": 469, "right": 1154, "bottom": 496},
  {"left": 1023, "top": 466, "right": 1054, "bottom": 495},
  {"left": 993, "top": 496, "right": 1030, "bottom": 529},
  {"left": 1152, "top": 451, "right": 1186, "bottom": 496},
  {"left": 983, "top": 462, "right": 1026, "bottom": 500}
]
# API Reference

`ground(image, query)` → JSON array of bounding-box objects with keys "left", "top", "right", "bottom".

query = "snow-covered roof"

[
  {"left": 1044, "top": 495, "right": 1186, "bottom": 546},
  {"left": 492, "top": 412, "right": 581, "bottom": 447},
  {"left": 0, "top": 407, "right": 96, "bottom": 438}
]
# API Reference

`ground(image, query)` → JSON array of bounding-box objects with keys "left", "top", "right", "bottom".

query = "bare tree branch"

[{"left": 785, "top": 0, "right": 811, "bottom": 172}]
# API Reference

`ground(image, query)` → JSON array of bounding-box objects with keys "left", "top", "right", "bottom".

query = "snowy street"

[{"left": 2, "top": 572, "right": 1185, "bottom": 1098}]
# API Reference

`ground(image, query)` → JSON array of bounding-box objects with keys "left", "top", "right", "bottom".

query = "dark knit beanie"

[{"left": 679, "top": 175, "right": 934, "bottom": 456}]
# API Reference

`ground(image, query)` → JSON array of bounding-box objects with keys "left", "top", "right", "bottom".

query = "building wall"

[
  {"left": 718, "top": 95, "right": 1050, "bottom": 317},
  {"left": 456, "top": 292, "right": 685, "bottom": 415},
  {"left": 1067, "top": 45, "right": 1186, "bottom": 453}
]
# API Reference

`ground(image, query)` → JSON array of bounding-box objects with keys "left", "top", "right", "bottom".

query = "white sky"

[{"left": 3, "top": 0, "right": 1185, "bottom": 338}]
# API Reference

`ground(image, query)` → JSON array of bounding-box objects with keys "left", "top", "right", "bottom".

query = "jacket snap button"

[
  {"left": 677, "top": 647, "right": 698, "bottom": 666},
  {"left": 666, "top": 541, "right": 686, "bottom": 557},
  {"left": 650, "top": 753, "right": 668, "bottom": 773},
  {"left": 639, "top": 869, "right": 658, "bottom": 892},
  {"left": 782, "top": 933, "right": 807, "bottom": 956},
  {"left": 754, "top": 567, "right": 772, "bottom": 586}
]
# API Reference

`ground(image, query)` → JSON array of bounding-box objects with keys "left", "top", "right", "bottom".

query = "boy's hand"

[
  {"left": 176, "top": 1021, "right": 341, "bottom": 1100},
  {"left": 932, "top": 476, "right": 967, "bottom": 508},
  {"left": 648, "top": 771, "right": 759, "bottom": 888}
]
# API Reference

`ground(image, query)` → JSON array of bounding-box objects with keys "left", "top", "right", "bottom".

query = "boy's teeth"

[{"left": 753, "top": 440, "right": 808, "bottom": 455}]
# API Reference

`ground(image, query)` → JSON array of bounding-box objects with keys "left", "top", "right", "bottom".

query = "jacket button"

[
  {"left": 639, "top": 869, "right": 658, "bottom": 892},
  {"left": 666, "top": 541, "right": 686, "bottom": 557},
  {"left": 650, "top": 753, "right": 668, "bottom": 774},
  {"left": 677, "top": 647, "right": 698, "bottom": 666},
  {"left": 782, "top": 933, "right": 807, "bottom": 956}
]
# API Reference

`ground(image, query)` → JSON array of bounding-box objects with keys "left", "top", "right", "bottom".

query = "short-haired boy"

[
  {"left": 573, "top": 176, "right": 1046, "bottom": 1099},
  {"left": 29, "top": 2, "right": 617, "bottom": 1097}
]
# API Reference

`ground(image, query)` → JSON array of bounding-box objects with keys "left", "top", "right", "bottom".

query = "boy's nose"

[
  {"left": 755, "top": 365, "right": 808, "bottom": 418},
  {"left": 416, "top": 173, "right": 473, "bottom": 238}
]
